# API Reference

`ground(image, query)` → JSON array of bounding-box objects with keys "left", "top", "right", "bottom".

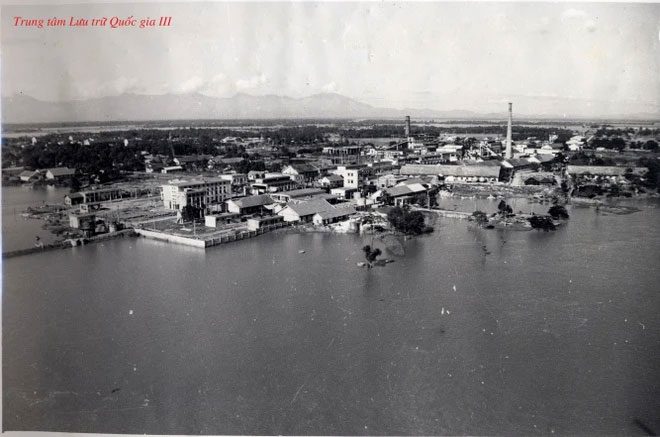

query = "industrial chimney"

[
  {"left": 404, "top": 116, "right": 411, "bottom": 138},
  {"left": 505, "top": 103, "right": 513, "bottom": 159}
]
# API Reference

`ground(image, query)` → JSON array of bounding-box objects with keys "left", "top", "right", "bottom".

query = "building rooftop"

[
  {"left": 47, "top": 167, "right": 75, "bottom": 176},
  {"left": 504, "top": 158, "right": 533, "bottom": 168},
  {"left": 401, "top": 164, "right": 501, "bottom": 178},
  {"left": 286, "top": 163, "right": 319, "bottom": 173},
  {"left": 385, "top": 184, "right": 427, "bottom": 198},
  {"left": 20, "top": 170, "right": 40, "bottom": 177},
  {"left": 230, "top": 194, "right": 275, "bottom": 208},
  {"left": 275, "top": 188, "right": 326, "bottom": 198},
  {"left": 167, "top": 177, "right": 228, "bottom": 187},
  {"left": 285, "top": 199, "right": 334, "bottom": 217},
  {"left": 322, "top": 174, "right": 344, "bottom": 181},
  {"left": 316, "top": 205, "right": 357, "bottom": 220}
]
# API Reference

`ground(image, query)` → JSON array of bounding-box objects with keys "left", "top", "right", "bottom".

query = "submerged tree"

[
  {"left": 548, "top": 205, "right": 569, "bottom": 220},
  {"left": 362, "top": 245, "right": 382, "bottom": 268},
  {"left": 497, "top": 200, "right": 514, "bottom": 217},
  {"left": 471, "top": 210, "right": 489, "bottom": 224},
  {"left": 528, "top": 215, "right": 556, "bottom": 231}
]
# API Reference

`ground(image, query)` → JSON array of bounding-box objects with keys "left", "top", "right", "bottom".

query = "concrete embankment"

[
  {"left": 134, "top": 222, "right": 289, "bottom": 249},
  {"left": 2, "top": 229, "right": 136, "bottom": 259}
]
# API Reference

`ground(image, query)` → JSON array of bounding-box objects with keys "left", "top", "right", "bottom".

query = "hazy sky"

[{"left": 2, "top": 1, "right": 659, "bottom": 116}]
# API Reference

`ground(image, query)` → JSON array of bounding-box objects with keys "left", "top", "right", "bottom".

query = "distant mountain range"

[{"left": 1, "top": 92, "right": 658, "bottom": 124}]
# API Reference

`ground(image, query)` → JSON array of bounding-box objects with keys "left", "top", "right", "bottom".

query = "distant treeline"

[{"left": 342, "top": 125, "right": 574, "bottom": 142}]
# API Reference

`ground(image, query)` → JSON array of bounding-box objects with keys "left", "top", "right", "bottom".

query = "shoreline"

[
  {"left": 2, "top": 229, "right": 135, "bottom": 259},
  {"left": 4, "top": 192, "right": 656, "bottom": 258}
]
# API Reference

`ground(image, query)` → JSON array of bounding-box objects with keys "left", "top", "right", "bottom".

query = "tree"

[
  {"left": 528, "top": 215, "right": 556, "bottom": 231},
  {"left": 179, "top": 204, "right": 205, "bottom": 223},
  {"left": 497, "top": 200, "right": 513, "bottom": 216},
  {"left": 362, "top": 245, "right": 382, "bottom": 268},
  {"left": 643, "top": 140, "right": 658, "bottom": 151},
  {"left": 471, "top": 210, "right": 489, "bottom": 224},
  {"left": 69, "top": 175, "right": 81, "bottom": 193},
  {"left": 548, "top": 205, "right": 569, "bottom": 220},
  {"left": 386, "top": 206, "right": 427, "bottom": 235}
]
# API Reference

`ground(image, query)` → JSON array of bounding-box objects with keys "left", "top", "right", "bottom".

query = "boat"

[{"left": 298, "top": 250, "right": 305, "bottom": 254}]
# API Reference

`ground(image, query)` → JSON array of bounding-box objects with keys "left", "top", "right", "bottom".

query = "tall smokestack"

[
  {"left": 404, "top": 115, "right": 411, "bottom": 138},
  {"left": 505, "top": 102, "right": 513, "bottom": 159}
]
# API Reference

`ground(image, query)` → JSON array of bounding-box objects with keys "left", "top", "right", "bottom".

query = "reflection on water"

[{"left": 2, "top": 189, "right": 659, "bottom": 435}]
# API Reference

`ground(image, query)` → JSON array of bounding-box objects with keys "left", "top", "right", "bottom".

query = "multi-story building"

[
  {"left": 281, "top": 163, "right": 320, "bottom": 184},
  {"left": 322, "top": 145, "right": 362, "bottom": 164},
  {"left": 220, "top": 173, "right": 248, "bottom": 188},
  {"left": 161, "top": 177, "right": 231, "bottom": 211},
  {"left": 250, "top": 174, "right": 298, "bottom": 194},
  {"left": 333, "top": 165, "right": 369, "bottom": 189}
]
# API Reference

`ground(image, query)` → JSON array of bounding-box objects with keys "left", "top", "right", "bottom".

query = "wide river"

[{"left": 2, "top": 187, "right": 659, "bottom": 435}]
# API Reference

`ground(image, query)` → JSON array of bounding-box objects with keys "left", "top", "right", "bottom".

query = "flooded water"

[
  {"left": 1, "top": 185, "right": 69, "bottom": 252},
  {"left": 2, "top": 189, "right": 659, "bottom": 435}
]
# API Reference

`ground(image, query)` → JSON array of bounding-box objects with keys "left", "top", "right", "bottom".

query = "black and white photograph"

[{"left": 1, "top": 0, "right": 659, "bottom": 435}]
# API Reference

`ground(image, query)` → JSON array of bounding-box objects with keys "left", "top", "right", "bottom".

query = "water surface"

[{"left": 3, "top": 194, "right": 659, "bottom": 435}]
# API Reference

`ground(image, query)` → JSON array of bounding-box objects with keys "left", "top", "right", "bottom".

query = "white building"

[
  {"left": 566, "top": 136, "right": 586, "bottom": 151},
  {"left": 333, "top": 165, "right": 368, "bottom": 189},
  {"left": 161, "top": 177, "right": 231, "bottom": 211}
]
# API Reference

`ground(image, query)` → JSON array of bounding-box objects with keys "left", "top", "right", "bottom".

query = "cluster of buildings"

[
  {"left": 9, "top": 103, "right": 654, "bottom": 245},
  {"left": 141, "top": 105, "right": 654, "bottom": 233},
  {"left": 4, "top": 167, "right": 77, "bottom": 183}
]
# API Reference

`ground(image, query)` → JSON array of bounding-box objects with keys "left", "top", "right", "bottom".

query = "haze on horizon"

[{"left": 2, "top": 1, "right": 659, "bottom": 119}]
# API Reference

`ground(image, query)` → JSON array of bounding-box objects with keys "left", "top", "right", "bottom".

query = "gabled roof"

[
  {"left": 465, "top": 160, "right": 502, "bottom": 166},
  {"left": 505, "top": 159, "right": 533, "bottom": 168},
  {"left": 174, "top": 156, "right": 200, "bottom": 163},
  {"left": 315, "top": 205, "right": 357, "bottom": 220},
  {"left": 384, "top": 183, "right": 427, "bottom": 198},
  {"left": 47, "top": 167, "right": 75, "bottom": 176},
  {"left": 532, "top": 154, "right": 556, "bottom": 163},
  {"left": 321, "top": 174, "right": 344, "bottom": 181},
  {"left": 275, "top": 188, "right": 325, "bottom": 198},
  {"left": 284, "top": 199, "right": 334, "bottom": 217},
  {"left": 229, "top": 194, "right": 274, "bottom": 208}
]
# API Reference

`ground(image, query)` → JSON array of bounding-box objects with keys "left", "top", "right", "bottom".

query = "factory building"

[{"left": 161, "top": 177, "right": 231, "bottom": 211}]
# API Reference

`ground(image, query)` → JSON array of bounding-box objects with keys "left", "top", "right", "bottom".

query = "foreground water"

[{"left": 2, "top": 192, "right": 659, "bottom": 435}]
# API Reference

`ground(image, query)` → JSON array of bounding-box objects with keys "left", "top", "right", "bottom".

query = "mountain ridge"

[{"left": 2, "top": 92, "right": 658, "bottom": 124}]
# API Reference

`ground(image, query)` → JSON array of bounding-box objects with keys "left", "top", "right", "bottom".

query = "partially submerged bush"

[
  {"left": 528, "top": 215, "right": 556, "bottom": 231},
  {"left": 548, "top": 205, "right": 569, "bottom": 220}
]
